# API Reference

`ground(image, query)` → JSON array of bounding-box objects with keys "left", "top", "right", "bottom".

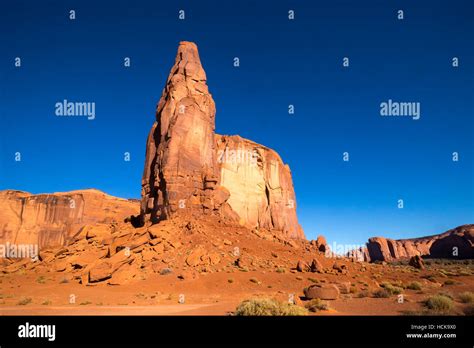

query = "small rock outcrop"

[{"left": 408, "top": 255, "right": 425, "bottom": 269}]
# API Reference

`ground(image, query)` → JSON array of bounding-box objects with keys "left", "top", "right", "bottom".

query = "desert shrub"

[
  {"left": 41, "top": 300, "right": 51, "bottom": 305},
  {"left": 463, "top": 304, "right": 474, "bottom": 316},
  {"left": 444, "top": 279, "right": 455, "bottom": 286},
  {"left": 275, "top": 268, "right": 285, "bottom": 273},
  {"left": 305, "top": 298, "right": 329, "bottom": 312},
  {"left": 423, "top": 275, "right": 437, "bottom": 282},
  {"left": 458, "top": 269, "right": 471, "bottom": 276},
  {"left": 17, "top": 297, "right": 32, "bottom": 305},
  {"left": 380, "top": 282, "right": 403, "bottom": 295},
  {"left": 357, "top": 289, "right": 370, "bottom": 298},
  {"left": 160, "top": 268, "right": 173, "bottom": 275},
  {"left": 235, "top": 298, "right": 308, "bottom": 316},
  {"left": 307, "top": 277, "right": 318, "bottom": 283},
  {"left": 373, "top": 289, "right": 391, "bottom": 298},
  {"left": 390, "top": 280, "right": 405, "bottom": 288},
  {"left": 424, "top": 295, "right": 454, "bottom": 313},
  {"left": 406, "top": 281, "right": 422, "bottom": 290},
  {"left": 459, "top": 292, "right": 474, "bottom": 304},
  {"left": 36, "top": 276, "right": 46, "bottom": 284},
  {"left": 438, "top": 291, "right": 454, "bottom": 299}
]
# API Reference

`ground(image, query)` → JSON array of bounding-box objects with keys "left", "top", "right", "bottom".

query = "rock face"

[
  {"left": 366, "top": 224, "right": 474, "bottom": 262},
  {"left": 140, "top": 41, "right": 304, "bottom": 239},
  {"left": 0, "top": 189, "right": 139, "bottom": 249},
  {"left": 216, "top": 135, "right": 303, "bottom": 238}
]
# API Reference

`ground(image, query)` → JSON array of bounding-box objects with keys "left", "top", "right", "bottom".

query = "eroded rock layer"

[{"left": 0, "top": 189, "right": 139, "bottom": 248}]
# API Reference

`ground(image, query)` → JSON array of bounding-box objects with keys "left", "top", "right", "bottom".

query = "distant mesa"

[{"left": 350, "top": 224, "right": 474, "bottom": 262}]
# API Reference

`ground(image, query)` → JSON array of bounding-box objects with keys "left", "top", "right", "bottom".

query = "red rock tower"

[
  {"left": 140, "top": 41, "right": 222, "bottom": 224},
  {"left": 140, "top": 41, "right": 305, "bottom": 239}
]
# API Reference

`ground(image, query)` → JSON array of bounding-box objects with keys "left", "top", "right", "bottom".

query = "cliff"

[{"left": 0, "top": 189, "right": 139, "bottom": 248}]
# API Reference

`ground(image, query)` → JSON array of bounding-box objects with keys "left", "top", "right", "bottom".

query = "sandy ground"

[{"left": 1, "top": 262, "right": 473, "bottom": 316}]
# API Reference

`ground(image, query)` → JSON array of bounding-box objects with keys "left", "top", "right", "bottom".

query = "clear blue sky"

[{"left": 1, "top": 0, "right": 473, "bottom": 248}]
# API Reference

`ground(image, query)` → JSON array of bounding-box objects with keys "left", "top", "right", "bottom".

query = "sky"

[{"left": 1, "top": 0, "right": 473, "bottom": 248}]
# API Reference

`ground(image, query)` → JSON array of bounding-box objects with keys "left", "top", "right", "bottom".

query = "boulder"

[
  {"left": 89, "top": 261, "right": 113, "bottom": 283},
  {"left": 409, "top": 255, "right": 425, "bottom": 269},
  {"left": 108, "top": 263, "right": 136, "bottom": 285},
  {"left": 186, "top": 246, "right": 207, "bottom": 267},
  {"left": 304, "top": 284, "right": 340, "bottom": 300},
  {"left": 332, "top": 262, "right": 347, "bottom": 273},
  {"left": 310, "top": 258, "right": 323, "bottom": 273},
  {"left": 316, "top": 235, "right": 328, "bottom": 253},
  {"left": 296, "top": 260, "right": 309, "bottom": 272},
  {"left": 83, "top": 224, "right": 113, "bottom": 239},
  {"left": 70, "top": 249, "right": 108, "bottom": 269}
]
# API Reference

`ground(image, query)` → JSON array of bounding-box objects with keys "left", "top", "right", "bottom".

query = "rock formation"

[
  {"left": 140, "top": 41, "right": 221, "bottom": 224},
  {"left": 140, "top": 41, "right": 304, "bottom": 239},
  {"left": 216, "top": 135, "right": 303, "bottom": 238},
  {"left": 365, "top": 224, "right": 474, "bottom": 262},
  {"left": 0, "top": 189, "right": 139, "bottom": 249}
]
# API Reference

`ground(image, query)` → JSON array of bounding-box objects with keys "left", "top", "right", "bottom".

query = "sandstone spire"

[{"left": 140, "top": 41, "right": 220, "bottom": 223}]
